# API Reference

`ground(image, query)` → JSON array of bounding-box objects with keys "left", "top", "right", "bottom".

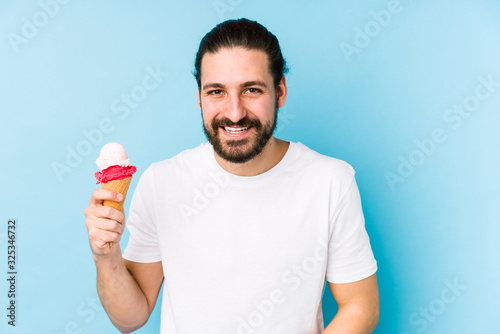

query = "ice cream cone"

[{"left": 101, "top": 176, "right": 133, "bottom": 211}]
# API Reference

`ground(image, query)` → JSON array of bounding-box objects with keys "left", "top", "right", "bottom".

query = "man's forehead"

[{"left": 200, "top": 47, "right": 271, "bottom": 85}]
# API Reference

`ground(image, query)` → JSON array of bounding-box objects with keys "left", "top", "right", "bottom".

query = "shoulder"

[
  {"left": 134, "top": 142, "right": 209, "bottom": 187},
  {"left": 292, "top": 142, "right": 356, "bottom": 183},
  {"left": 148, "top": 142, "right": 209, "bottom": 174}
]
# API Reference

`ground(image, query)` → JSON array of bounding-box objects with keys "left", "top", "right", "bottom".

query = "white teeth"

[{"left": 224, "top": 127, "right": 248, "bottom": 133}]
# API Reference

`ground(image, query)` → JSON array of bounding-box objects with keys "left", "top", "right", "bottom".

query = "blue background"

[{"left": 1, "top": 0, "right": 499, "bottom": 333}]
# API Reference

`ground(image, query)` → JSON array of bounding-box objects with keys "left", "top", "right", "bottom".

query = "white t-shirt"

[{"left": 123, "top": 141, "right": 377, "bottom": 334}]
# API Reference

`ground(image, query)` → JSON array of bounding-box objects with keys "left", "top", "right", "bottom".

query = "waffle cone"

[{"left": 101, "top": 176, "right": 132, "bottom": 211}]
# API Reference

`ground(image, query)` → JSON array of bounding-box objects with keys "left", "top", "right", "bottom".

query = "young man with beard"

[{"left": 84, "top": 18, "right": 379, "bottom": 334}]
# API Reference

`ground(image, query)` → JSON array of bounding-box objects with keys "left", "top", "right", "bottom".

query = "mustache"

[{"left": 211, "top": 117, "right": 262, "bottom": 129}]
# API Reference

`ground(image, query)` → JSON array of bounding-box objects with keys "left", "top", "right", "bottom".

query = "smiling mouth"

[{"left": 223, "top": 126, "right": 250, "bottom": 133}]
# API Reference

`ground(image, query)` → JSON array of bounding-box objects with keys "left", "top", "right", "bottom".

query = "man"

[{"left": 84, "top": 18, "right": 379, "bottom": 334}]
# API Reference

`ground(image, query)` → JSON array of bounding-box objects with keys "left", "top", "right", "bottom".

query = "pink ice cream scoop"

[{"left": 95, "top": 142, "right": 137, "bottom": 184}]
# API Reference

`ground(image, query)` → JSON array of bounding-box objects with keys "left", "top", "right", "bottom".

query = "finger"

[
  {"left": 88, "top": 227, "right": 123, "bottom": 246},
  {"left": 86, "top": 205, "right": 125, "bottom": 224},
  {"left": 87, "top": 217, "right": 125, "bottom": 235},
  {"left": 89, "top": 189, "right": 124, "bottom": 206}
]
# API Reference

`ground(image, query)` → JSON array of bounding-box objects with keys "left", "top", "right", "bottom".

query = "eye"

[
  {"left": 208, "top": 90, "right": 223, "bottom": 95},
  {"left": 246, "top": 88, "right": 262, "bottom": 94}
]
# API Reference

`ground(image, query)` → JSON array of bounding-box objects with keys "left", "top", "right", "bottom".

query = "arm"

[
  {"left": 322, "top": 273, "right": 379, "bottom": 334},
  {"left": 85, "top": 189, "right": 164, "bottom": 333}
]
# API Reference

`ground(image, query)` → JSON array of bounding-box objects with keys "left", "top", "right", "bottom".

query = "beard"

[{"left": 202, "top": 106, "right": 278, "bottom": 164}]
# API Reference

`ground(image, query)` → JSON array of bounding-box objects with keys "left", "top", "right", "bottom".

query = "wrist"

[{"left": 93, "top": 245, "right": 123, "bottom": 268}]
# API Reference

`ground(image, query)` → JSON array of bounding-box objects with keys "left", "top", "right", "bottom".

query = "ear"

[
  {"left": 276, "top": 76, "right": 287, "bottom": 108},
  {"left": 197, "top": 89, "right": 201, "bottom": 108}
]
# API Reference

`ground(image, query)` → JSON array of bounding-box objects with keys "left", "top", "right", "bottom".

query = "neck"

[{"left": 214, "top": 137, "right": 290, "bottom": 176}]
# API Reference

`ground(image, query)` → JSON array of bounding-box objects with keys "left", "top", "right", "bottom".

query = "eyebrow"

[
  {"left": 241, "top": 81, "right": 268, "bottom": 89},
  {"left": 202, "top": 80, "right": 268, "bottom": 91}
]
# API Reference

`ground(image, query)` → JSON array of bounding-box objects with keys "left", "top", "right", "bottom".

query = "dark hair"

[{"left": 193, "top": 18, "right": 288, "bottom": 89}]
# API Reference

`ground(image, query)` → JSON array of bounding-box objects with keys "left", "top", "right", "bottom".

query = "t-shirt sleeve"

[
  {"left": 122, "top": 165, "right": 162, "bottom": 263},
  {"left": 326, "top": 174, "right": 377, "bottom": 284}
]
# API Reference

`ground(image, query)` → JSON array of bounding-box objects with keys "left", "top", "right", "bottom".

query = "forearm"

[
  {"left": 322, "top": 303, "right": 378, "bottom": 334},
  {"left": 94, "top": 247, "right": 151, "bottom": 333}
]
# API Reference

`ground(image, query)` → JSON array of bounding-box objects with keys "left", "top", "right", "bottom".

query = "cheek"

[
  {"left": 251, "top": 98, "right": 275, "bottom": 119},
  {"left": 202, "top": 111, "right": 213, "bottom": 127},
  {"left": 201, "top": 101, "right": 218, "bottom": 120}
]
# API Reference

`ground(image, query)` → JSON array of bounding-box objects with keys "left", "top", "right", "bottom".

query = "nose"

[{"left": 224, "top": 93, "right": 247, "bottom": 123}]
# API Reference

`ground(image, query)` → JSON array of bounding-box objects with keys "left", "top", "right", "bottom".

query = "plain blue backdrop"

[{"left": 1, "top": 0, "right": 499, "bottom": 333}]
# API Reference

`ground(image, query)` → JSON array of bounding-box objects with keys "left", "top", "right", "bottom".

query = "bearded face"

[{"left": 202, "top": 104, "right": 278, "bottom": 164}]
